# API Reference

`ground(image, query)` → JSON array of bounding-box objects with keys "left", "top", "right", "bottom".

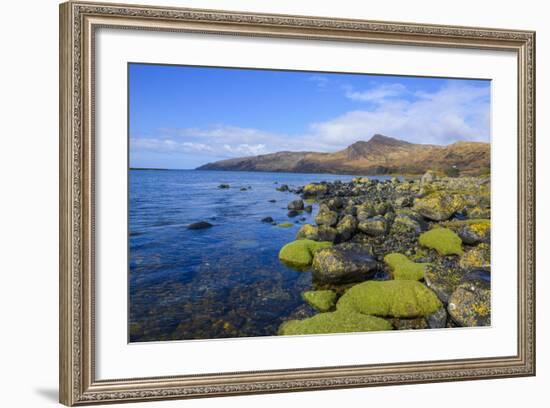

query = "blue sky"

[{"left": 129, "top": 63, "right": 491, "bottom": 169}]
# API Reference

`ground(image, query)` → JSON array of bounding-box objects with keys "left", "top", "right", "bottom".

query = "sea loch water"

[{"left": 129, "top": 169, "right": 393, "bottom": 342}]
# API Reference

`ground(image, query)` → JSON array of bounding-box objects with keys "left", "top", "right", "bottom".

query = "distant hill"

[{"left": 197, "top": 134, "right": 490, "bottom": 175}]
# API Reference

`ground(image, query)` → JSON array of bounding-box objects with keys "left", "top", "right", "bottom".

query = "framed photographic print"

[{"left": 59, "top": 1, "right": 536, "bottom": 405}]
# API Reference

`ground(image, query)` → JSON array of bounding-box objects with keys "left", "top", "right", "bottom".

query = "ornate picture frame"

[{"left": 59, "top": 1, "right": 535, "bottom": 405}]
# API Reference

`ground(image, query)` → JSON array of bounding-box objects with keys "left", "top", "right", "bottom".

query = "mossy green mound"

[
  {"left": 419, "top": 227, "right": 463, "bottom": 256},
  {"left": 278, "top": 310, "right": 392, "bottom": 335},
  {"left": 337, "top": 280, "right": 442, "bottom": 318},
  {"left": 302, "top": 290, "right": 337, "bottom": 312},
  {"left": 277, "top": 222, "right": 295, "bottom": 228},
  {"left": 278, "top": 239, "right": 332, "bottom": 268},
  {"left": 384, "top": 253, "right": 428, "bottom": 280}
]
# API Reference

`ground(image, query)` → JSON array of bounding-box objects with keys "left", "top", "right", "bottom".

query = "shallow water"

[{"left": 129, "top": 169, "right": 393, "bottom": 342}]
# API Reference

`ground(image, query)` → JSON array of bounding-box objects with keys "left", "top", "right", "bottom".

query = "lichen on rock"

[{"left": 413, "top": 191, "right": 466, "bottom": 221}]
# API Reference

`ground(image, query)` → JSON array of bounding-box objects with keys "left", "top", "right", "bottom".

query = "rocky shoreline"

[{"left": 275, "top": 171, "right": 491, "bottom": 335}]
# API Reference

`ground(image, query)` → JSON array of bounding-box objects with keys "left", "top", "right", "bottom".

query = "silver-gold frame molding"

[{"left": 59, "top": 1, "right": 536, "bottom": 405}]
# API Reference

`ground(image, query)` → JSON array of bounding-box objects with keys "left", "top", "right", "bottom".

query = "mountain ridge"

[{"left": 197, "top": 134, "right": 490, "bottom": 176}]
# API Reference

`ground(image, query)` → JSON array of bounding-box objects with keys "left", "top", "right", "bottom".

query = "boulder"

[
  {"left": 390, "top": 215, "right": 422, "bottom": 235},
  {"left": 337, "top": 280, "right": 442, "bottom": 318},
  {"left": 383, "top": 253, "right": 428, "bottom": 281},
  {"left": 336, "top": 214, "right": 358, "bottom": 242},
  {"left": 303, "top": 183, "right": 327, "bottom": 197},
  {"left": 312, "top": 243, "right": 378, "bottom": 284},
  {"left": 276, "top": 184, "right": 289, "bottom": 192},
  {"left": 315, "top": 204, "right": 339, "bottom": 227},
  {"left": 419, "top": 227, "right": 463, "bottom": 256},
  {"left": 448, "top": 278, "right": 491, "bottom": 327},
  {"left": 287, "top": 199, "right": 305, "bottom": 211},
  {"left": 358, "top": 216, "right": 388, "bottom": 236},
  {"left": 426, "top": 306, "right": 448, "bottom": 329},
  {"left": 424, "top": 264, "right": 465, "bottom": 304},
  {"left": 287, "top": 209, "right": 300, "bottom": 217},
  {"left": 278, "top": 239, "right": 332, "bottom": 268},
  {"left": 445, "top": 219, "right": 490, "bottom": 245},
  {"left": 278, "top": 310, "right": 392, "bottom": 336},
  {"left": 302, "top": 290, "right": 337, "bottom": 312},
  {"left": 296, "top": 224, "right": 337, "bottom": 242},
  {"left": 413, "top": 192, "right": 466, "bottom": 221},
  {"left": 459, "top": 243, "right": 491, "bottom": 271},
  {"left": 261, "top": 216, "right": 274, "bottom": 223}
]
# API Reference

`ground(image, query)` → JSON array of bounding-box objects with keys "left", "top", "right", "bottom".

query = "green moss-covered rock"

[
  {"left": 419, "top": 228, "right": 464, "bottom": 256},
  {"left": 278, "top": 310, "right": 392, "bottom": 335},
  {"left": 413, "top": 192, "right": 465, "bottom": 221},
  {"left": 383, "top": 253, "right": 428, "bottom": 281},
  {"left": 277, "top": 222, "right": 294, "bottom": 228},
  {"left": 459, "top": 243, "right": 490, "bottom": 271},
  {"left": 337, "top": 280, "right": 442, "bottom": 318},
  {"left": 303, "top": 183, "right": 328, "bottom": 197},
  {"left": 444, "top": 219, "right": 491, "bottom": 244},
  {"left": 312, "top": 243, "right": 378, "bottom": 284},
  {"left": 302, "top": 290, "right": 337, "bottom": 312},
  {"left": 278, "top": 239, "right": 332, "bottom": 268}
]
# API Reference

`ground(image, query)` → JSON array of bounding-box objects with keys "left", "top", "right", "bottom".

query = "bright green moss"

[
  {"left": 302, "top": 290, "right": 337, "bottom": 312},
  {"left": 278, "top": 239, "right": 332, "bottom": 268},
  {"left": 278, "top": 310, "right": 392, "bottom": 335},
  {"left": 419, "top": 227, "right": 464, "bottom": 256},
  {"left": 277, "top": 222, "right": 295, "bottom": 228},
  {"left": 383, "top": 253, "right": 428, "bottom": 280},
  {"left": 337, "top": 280, "right": 442, "bottom": 318}
]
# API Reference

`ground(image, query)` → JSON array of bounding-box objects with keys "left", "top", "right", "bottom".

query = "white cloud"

[
  {"left": 308, "top": 75, "right": 329, "bottom": 88},
  {"left": 131, "top": 83, "right": 490, "bottom": 159},
  {"left": 345, "top": 83, "right": 407, "bottom": 102}
]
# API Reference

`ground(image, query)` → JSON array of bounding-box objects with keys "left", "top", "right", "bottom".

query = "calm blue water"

[{"left": 129, "top": 169, "right": 391, "bottom": 342}]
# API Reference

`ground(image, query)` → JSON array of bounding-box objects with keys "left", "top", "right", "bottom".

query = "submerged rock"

[
  {"left": 261, "top": 216, "right": 274, "bottom": 223},
  {"left": 278, "top": 239, "right": 332, "bottom": 268},
  {"left": 277, "top": 222, "right": 294, "bottom": 228},
  {"left": 218, "top": 184, "right": 230, "bottom": 189},
  {"left": 312, "top": 243, "right": 378, "bottom": 284},
  {"left": 383, "top": 253, "right": 428, "bottom": 281},
  {"left": 187, "top": 221, "right": 213, "bottom": 230},
  {"left": 302, "top": 290, "right": 337, "bottom": 312},
  {"left": 414, "top": 192, "right": 465, "bottom": 221},
  {"left": 276, "top": 184, "right": 289, "bottom": 192},
  {"left": 419, "top": 227, "right": 463, "bottom": 256},
  {"left": 304, "top": 205, "right": 313, "bottom": 213},
  {"left": 278, "top": 310, "right": 392, "bottom": 336},
  {"left": 337, "top": 280, "right": 442, "bottom": 318}
]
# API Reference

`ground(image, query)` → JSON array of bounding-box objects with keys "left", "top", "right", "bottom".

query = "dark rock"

[
  {"left": 315, "top": 204, "right": 339, "bottom": 227},
  {"left": 218, "top": 184, "right": 230, "bottom": 189},
  {"left": 304, "top": 205, "right": 313, "bottom": 213},
  {"left": 312, "top": 243, "right": 378, "bottom": 284},
  {"left": 448, "top": 278, "right": 491, "bottom": 327},
  {"left": 426, "top": 306, "right": 448, "bottom": 329},
  {"left": 276, "top": 184, "right": 289, "bottom": 192},
  {"left": 287, "top": 209, "right": 300, "bottom": 217},
  {"left": 268, "top": 199, "right": 276, "bottom": 203},
  {"left": 188, "top": 221, "right": 213, "bottom": 230},
  {"left": 336, "top": 214, "right": 358, "bottom": 242},
  {"left": 287, "top": 199, "right": 305, "bottom": 211},
  {"left": 424, "top": 263, "right": 465, "bottom": 304},
  {"left": 261, "top": 217, "right": 274, "bottom": 223}
]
